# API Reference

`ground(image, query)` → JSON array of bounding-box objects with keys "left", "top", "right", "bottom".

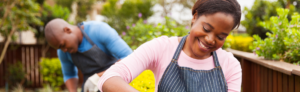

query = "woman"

[{"left": 98, "top": 0, "right": 242, "bottom": 92}]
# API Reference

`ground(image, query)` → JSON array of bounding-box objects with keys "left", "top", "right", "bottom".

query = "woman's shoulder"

[
  {"left": 216, "top": 48, "right": 240, "bottom": 66},
  {"left": 137, "top": 36, "right": 179, "bottom": 57},
  {"left": 146, "top": 36, "right": 179, "bottom": 46}
]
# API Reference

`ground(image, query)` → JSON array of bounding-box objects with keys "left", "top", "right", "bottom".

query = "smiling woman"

[
  {"left": 98, "top": 0, "right": 242, "bottom": 92},
  {"left": 186, "top": 12, "right": 235, "bottom": 59}
]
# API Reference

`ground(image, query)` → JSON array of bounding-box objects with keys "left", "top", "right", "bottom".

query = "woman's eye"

[
  {"left": 218, "top": 36, "right": 225, "bottom": 40},
  {"left": 203, "top": 26, "right": 210, "bottom": 32}
]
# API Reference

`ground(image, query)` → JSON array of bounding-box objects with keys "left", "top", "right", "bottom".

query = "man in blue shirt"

[{"left": 44, "top": 19, "right": 132, "bottom": 92}]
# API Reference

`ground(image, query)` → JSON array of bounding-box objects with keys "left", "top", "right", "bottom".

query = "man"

[{"left": 44, "top": 18, "right": 132, "bottom": 92}]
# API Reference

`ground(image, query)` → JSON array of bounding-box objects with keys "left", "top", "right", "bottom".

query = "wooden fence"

[
  {"left": 0, "top": 44, "right": 57, "bottom": 88},
  {"left": 228, "top": 49, "right": 300, "bottom": 92},
  {"left": 0, "top": 44, "right": 84, "bottom": 88}
]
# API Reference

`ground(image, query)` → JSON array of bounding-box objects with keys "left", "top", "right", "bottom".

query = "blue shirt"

[{"left": 57, "top": 21, "right": 132, "bottom": 82}]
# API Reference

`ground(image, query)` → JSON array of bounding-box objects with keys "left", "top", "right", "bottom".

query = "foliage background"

[
  {"left": 251, "top": 8, "right": 300, "bottom": 65},
  {"left": 223, "top": 34, "right": 253, "bottom": 52},
  {"left": 39, "top": 58, "right": 64, "bottom": 91},
  {"left": 101, "top": 0, "right": 154, "bottom": 34},
  {"left": 122, "top": 16, "right": 189, "bottom": 50},
  {"left": 242, "top": 0, "right": 300, "bottom": 39}
]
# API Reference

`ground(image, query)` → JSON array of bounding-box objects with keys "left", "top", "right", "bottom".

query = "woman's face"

[{"left": 186, "top": 12, "right": 235, "bottom": 59}]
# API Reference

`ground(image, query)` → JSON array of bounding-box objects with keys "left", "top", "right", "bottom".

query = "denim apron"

[
  {"left": 157, "top": 35, "right": 228, "bottom": 92},
  {"left": 71, "top": 23, "right": 118, "bottom": 92}
]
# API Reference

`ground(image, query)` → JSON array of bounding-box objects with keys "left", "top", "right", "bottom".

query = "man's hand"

[
  {"left": 84, "top": 74, "right": 101, "bottom": 92},
  {"left": 84, "top": 60, "right": 120, "bottom": 92}
]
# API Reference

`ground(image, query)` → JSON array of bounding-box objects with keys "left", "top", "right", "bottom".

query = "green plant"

[
  {"left": 39, "top": 58, "right": 64, "bottom": 91},
  {"left": 223, "top": 34, "right": 253, "bottom": 52},
  {"left": 122, "top": 16, "right": 189, "bottom": 50},
  {"left": 5, "top": 62, "right": 26, "bottom": 87},
  {"left": 251, "top": 8, "right": 300, "bottom": 64},
  {"left": 101, "top": 0, "right": 154, "bottom": 34},
  {"left": 241, "top": 0, "right": 299, "bottom": 39}
]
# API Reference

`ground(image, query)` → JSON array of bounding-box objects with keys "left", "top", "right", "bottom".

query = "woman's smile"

[{"left": 197, "top": 38, "right": 211, "bottom": 52}]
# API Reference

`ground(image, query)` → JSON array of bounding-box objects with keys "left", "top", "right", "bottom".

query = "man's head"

[{"left": 44, "top": 18, "right": 82, "bottom": 53}]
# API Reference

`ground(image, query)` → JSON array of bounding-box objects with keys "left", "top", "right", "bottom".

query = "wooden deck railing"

[{"left": 228, "top": 49, "right": 300, "bottom": 92}]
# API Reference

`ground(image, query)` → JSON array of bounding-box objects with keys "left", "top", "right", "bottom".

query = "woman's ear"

[{"left": 191, "top": 12, "right": 198, "bottom": 26}]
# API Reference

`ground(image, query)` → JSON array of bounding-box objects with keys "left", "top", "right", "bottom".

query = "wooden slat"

[
  {"left": 261, "top": 66, "right": 265, "bottom": 92},
  {"left": 255, "top": 63, "right": 260, "bottom": 92},
  {"left": 242, "top": 59, "right": 251, "bottom": 92},
  {"left": 268, "top": 68, "right": 273, "bottom": 92},
  {"left": 264, "top": 67, "right": 268, "bottom": 92},
  {"left": 257, "top": 63, "right": 261, "bottom": 92},
  {"left": 252, "top": 63, "right": 256, "bottom": 91},
  {"left": 26, "top": 47, "right": 30, "bottom": 83},
  {"left": 251, "top": 61, "right": 255, "bottom": 91},
  {"left": 273, "top": 71, "right": 278, "bottom": 92},
  {"left": 278, "top": 72, "right": 283, "bottom": 92},
  {"left": 288, "top": 75, "right": 294, "bottom": 92},
  {"left": 0, "top": 47, "right": 4, "bottom": 86},
  {"left": 30, "top": 47, "right": 34, "bottom": 87},
  {"left": 38, "top": 46, "right": 43, "bottom": 87},
  {"left": 283, "top": 74, "right": 288, "bottom": 92},
  {"left": 22, "top": 47, "right": 25, "bottom": 74},
  {"left": 295, "top": 75, "right": 300, "bottom": 92},
  {"left": 34, "top": 46, "right": 39, "bottom": 87}
]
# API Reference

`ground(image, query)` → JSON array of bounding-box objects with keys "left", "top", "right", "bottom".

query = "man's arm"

[
  {"left": 57, "top": 50, "right": 79, "bottom": 92},
  {"left": 95, "top": 22, "right": 132, "bottom": 59},
  {"left": 65, "top": 78, "right": 78, "bottom": 92}
]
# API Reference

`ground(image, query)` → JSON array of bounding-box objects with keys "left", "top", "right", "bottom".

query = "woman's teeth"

[{"left": 200, "top": 41, "right": 208, "bottom": 49}]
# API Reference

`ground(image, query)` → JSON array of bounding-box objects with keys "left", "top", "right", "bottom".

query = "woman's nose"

[{"left": 205, "top": 34, "right": 215, "bottom": 45}]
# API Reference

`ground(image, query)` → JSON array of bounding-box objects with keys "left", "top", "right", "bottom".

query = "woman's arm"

[
  {"left": 98, "top": 36, "right": 170, "bottom": 92},
  {"left": 226, "top": 54, "right": 242, "bottom": 92},
  {"left": 102, "top": 76, "right": 139, "bottom": 92}
]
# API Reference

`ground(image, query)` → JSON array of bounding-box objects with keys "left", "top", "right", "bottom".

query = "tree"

[{"left": 0, "top": 0, "right": 43, "bottom": 64}]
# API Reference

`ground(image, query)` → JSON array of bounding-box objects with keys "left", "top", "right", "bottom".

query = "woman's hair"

[{"left": 192, "top": 0, "right": 241, "bottom": 29}]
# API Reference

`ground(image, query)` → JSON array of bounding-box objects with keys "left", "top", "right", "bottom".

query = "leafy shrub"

[
  {"left": 5, "top": 62, "right": 26, "bottom": 87},
  {"left": 122, "top": 16, "right": 189, "bottom": 50},
  {"left": 223, "top": 34, "right": 253, "bottom": 52},
  {"left": 130, "top": 70, "right": 155, "bottom": 92},
  {"left": 241, "top": 0, "right": 300, "bottom": 39},
  {"left": 251, "top": 8, "right": 300, "bottom": 65},
  {"left": 39, "top": 58, "right": 64, "bottom": 91}
]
